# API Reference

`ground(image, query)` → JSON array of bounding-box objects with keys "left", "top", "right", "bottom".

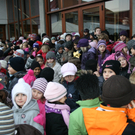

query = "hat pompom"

[
  {"left": 28, "top": 69, "right": 34, "bottom": 76},
  {"left": 18, "top": 78, "right": 25, "bottom": 84}
]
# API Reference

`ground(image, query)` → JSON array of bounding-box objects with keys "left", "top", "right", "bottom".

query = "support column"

[{"left": 132, "top": 0, "right": 135, "bottom": 35}]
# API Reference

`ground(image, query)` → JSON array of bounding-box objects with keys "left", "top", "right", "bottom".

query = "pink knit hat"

[
  {"left": 23, "top": 69, "right": 36, "bottom": 86},
  {"left": 89, "top": 41, "right": 98, "bottom": 49},
  {"left": 61, "top": 62, "right": 77, "bottom": 77},
  {"left": 114, "top": 42, "right": 127, "bottom": 52},
  {"left": 32, "top": 78, "right": 48, "bottom": 94},
  {"left": 44, "top": 82, "right": 67, "bottom": 102}
]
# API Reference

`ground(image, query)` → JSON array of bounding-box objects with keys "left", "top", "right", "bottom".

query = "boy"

[
  {"left": 94, "top": 27, "right": 101, "bottom": 37},
  {"left": 129, "top": 44, "right": 135, "bottom": 71}
]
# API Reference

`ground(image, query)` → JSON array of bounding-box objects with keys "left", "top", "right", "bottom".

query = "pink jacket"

[{"left": 32, "top": 51, "right": 37, "bottom": 57}]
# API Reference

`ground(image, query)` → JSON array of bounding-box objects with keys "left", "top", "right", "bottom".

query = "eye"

[
  {"left": 22, "top": 94, "right": 26, "bottom": 96},
  {"left": 16, "top": 94, "right": 19, "bottom": 96}
]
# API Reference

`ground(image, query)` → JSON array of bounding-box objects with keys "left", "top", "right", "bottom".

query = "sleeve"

[
  {"left": 37, "top": 50, "right": 42, "bottom": 54},
  {"left": 127, "top": 108, "right": 135, "bottom": 122},
  {"left": 3, "top": 48, "right": 12, "bottom": 57}
]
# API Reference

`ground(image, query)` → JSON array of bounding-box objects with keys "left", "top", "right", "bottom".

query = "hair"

[
  {"left": 95, "top": 27, "right": 101, "bottom": 32},
  {"left": 57, "top": 40, "right": 65, "bottom": 44},
  {"left": 41, "top": 45, "right": 50, "bottom": 53},
  {"left": 73, "top": 39, "right": 79, "bottom": 45},
  {"left": 40, "top": 95, "right": 45, "bottom": 103},
  {"left": 129, "top": 71, "right": 135, "bottom": 84},
  {"left": 22, "top": 42, "right": 28, "bottom": 48},
  {"left": 98, "top": 46, "right": 107, "bottom": 59},
  {"left": 98, "top": 33, "right": 109, "bottom": 42},
  {"left": 74, "top": 73, "right": 100, "bottom": 100},
  {"left": 36, "top": 55, "right": 44, "bottom": 61},
  {"left": 79, "top": 70, "right": 93, "bottom": 75}
]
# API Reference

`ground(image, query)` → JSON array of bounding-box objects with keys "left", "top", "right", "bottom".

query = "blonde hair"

[
  {"left": 129, "top": 71, "right": 135, "bottom": 84},
  {"left": 41, "top": 45, "right": 50, "bottom": 53},
  {"left": 22, "top": 42, "right": 28, "bottom": 48}
]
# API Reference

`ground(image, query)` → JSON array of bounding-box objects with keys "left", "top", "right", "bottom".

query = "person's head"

[
  {"left": 130, "top": 45, "right": 135, "bottom": 56},
  {"left": 33, "top": 42, "right": 39, "bottom": 51},
  {"left": 8, "top": 57, "right": 25, "bottom": 75},
  {"left": 65, "top": 34, "right": 72, "bottom": 42},
  {"left": 40, "top": 67, "right": 54, "bottom": 82},
  {"left": 13, "top": 49, "right": 24, "bottom": 58},
  {"left": 36, "top": 55, "right": 44, "bottom": 66},
  {"left": 41, "top": 45, "right": 50, "bottom": 53},
  {"left": 83, "top": 29, "right": 89, "bottom": 36},
  {"left": 89, "top": 41, "right": 98, "bottom": 49},
  {"left": 28, "top": 40, "right": 34, "bottom": 48},
  {"left": 85, "top": 59, "right": 97, "bottom": 72},
  {"left": 89, "top": 32, "right": 95, "bottom": 39},
  {"left": 0, "top": 60, "right": 7, "bottom": 69},
  {"left": 102, "top": 60, "right": 120, "bottom": 81},
  {"left": 129, "top": 71, "right": 135, "bottom": 84},
  {"left": 61, "top": 62, "right": 77, "bottom": 82},
  {"left": 64, "top": 41, "right": 73, "bottom": 52},
  {"left": 119, "top": 30, "right": 128, "bottom": 42},
  {"left": 56, "top": 43, "right": 63, "bottom": 54},
  {"left": 31, "top": 60, "right": 41, "bottom": 77},
  {"left": 75, "top": 73, "right": 100, "bottom": 100},
  {"left": 46, "top": 51, "right": 56, "bottom": 66},
  {"left": 44, "top": 82, "right": 67, "bottom": 104},
  {"left": 32, "top": 78, "right": 48, "bottom": 101},
  {"left": 94, "top": 27, "right": 101, "bottom": 36},
  {"left": 113, "top": 42, "right": 127, "bottom": 53},
  {"left": 51, "top": 37, "right": 56, "bottom": 44},
  {"left": 73, "top": 39, "right": 79, "bottom": 51},
  {"left": 42, "top": 38, "right": 49, "bottom": 44},
  {"left": 98, "top": 33, "right": 109, "bottom": 42},
  {"left": 102, "top": 75, "right": 135, "bottom": 108},
  {"left": 22, "top": 42, "right": 28, "bottom": 49},
  {"left": 12, "top": 78, "right": 32, "bottom": 109},
  {"left": 115, "top": 51, "right": 127, "bottom": 68},
  {"left": 97, "top": 40, "right": 106, "bottom": 54}
]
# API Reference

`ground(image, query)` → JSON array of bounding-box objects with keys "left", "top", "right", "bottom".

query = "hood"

[
  {"left": 88, "top": 47, "right": 96, "bottom": 54},
  {"left": 82, "top": 105, "right": 128, "bottom": 135}
]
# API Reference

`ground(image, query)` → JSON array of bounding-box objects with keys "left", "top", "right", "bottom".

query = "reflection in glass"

[
  {"left": 83, "top": 7, "right": 99, "bottom": 33},
  {"left": 49, "top": 0, "right": 61, "bottom": 11},
  {"left": 31, "top": 17, "right": 40, "bottom": 34},
  {"left": 30, "top": 0, "right": 39, "bottom": 16},
  {"left": 63, "top": 0, "right": 78, "bottom": 8},
  {"left": 105, "top": 0, "right": 130, "bottom": 41},
  {"left": 7, "top": 0, "right": 14, "bottom": 23},
  {"left": 23, "top": 20, "right": 31, "bottom": 37},
  {"left": 65, "top": 12, "right": 78, "bottom": 33},
  {"left": 9, "top": 24, "right": 15, "bottom": 38}
]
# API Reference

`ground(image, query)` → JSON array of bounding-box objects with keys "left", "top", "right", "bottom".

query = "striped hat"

[
  {"left": 44, "top": 82, "right": 67, "bottom": 102},
  {"left": 0, "top": 102, "right": 15, "bottom": 134},
  {"left": 97, "top": 40, "right": 106, "bottom": 48},
  {"left": 32, "top": 78, "right": 48, "bottom": 94},
  {"left": 114, "top": 41, "right": 127, "bottom": 52}
]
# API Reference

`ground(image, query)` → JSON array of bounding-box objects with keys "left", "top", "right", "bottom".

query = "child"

[
  {"left": 118, "top": 30, "right": 128, "bottom": 43},
  {"left": 37, "top": 45, "right": 50, "bottom": 63},
  {"left": 12, "top": 78, "right": 44, "bottom": 134},
  {"left": 56, "top": 43, "right": 63, "bottom": 65},
  {"left": 129, "top": 45, "right": 135, "bottom": 71},
  {"left": 61, "top": 62, "right": 79, "bottom": 112},
  {"left": 32, "top": 42, "right": 39, "bottom": 57},
  {"left": 94, "top": 27, "right": 101, "bottom": 37},
  {"left": 22, "top": 42, "right": 29, "bottom": 53},
  {"left": 82, "top": 75, "right": 135, "bottom": 134},
  {"left": 83, "top": 29, "right": 90, "bottom": 40},
  {"left": 65, "top": 33, "right": 72, "bottom": 42},
  {"left": 97, "top": 40, "right": 110, "bottom": 74},
  {"left": 36, "top": 55, "right": 45, "bottom": 69},
  {"left": 31, "top": 61, "right": 41, "bottom": 78},
  {"left": 50, "top": 37, "right": 56, "bottom": 48},
  {"left": 32, "top": 78, "right": 48, "bottom": 135},
  {"left": 45, "top": 51, "right": 61, "bottom": 82},
  {"left": 68, "top": 73, "right": 101, "bottom": 135},
  {"left": 42, "top": 38, "right": 50, "bottom": 45},
  {"left": 44, "top": 82, "right": 70, "bottom": 135}
]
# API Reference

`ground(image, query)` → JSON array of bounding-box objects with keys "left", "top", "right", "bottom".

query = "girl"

[
  {"left": 56, "top": 43, "right": 63, "bottom": 65},
  {"left": 32, "top": 42, "right": 39, "bottom": 57},
  {"left": 61, "top": 62, "right": 79, "bottom": 112},
  {"left": 44, "top": 82, "right": 70, "bottom": 135},
  {"left": 36, "top": 55, "right": 45, "bottom": 69},
  {"left": 37, "top": 45, "right": 50, "bottom": 64},
  {"left": 32, "top": 78, "right": 48, "bottom": 135},
  {"left": 45, "top": 51, "right": 61, "bottom": 82},
  {"left": 12, "top": 78, "right": 44, "bottom": 134},
  {"left": 97, "top": 40, "right": 110, "bottom": 74},
  {"left": 22, "top": 42, "right": 29, "bottom": 53}
]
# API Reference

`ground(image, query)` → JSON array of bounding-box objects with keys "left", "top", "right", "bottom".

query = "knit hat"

[
  {"left": 113, "top": 42, "right": 127, "bottom": 52},
  {"left": 36, "top": 41, "right": 42, "bottom": 47},
  {"left": 31, "top": 60, "right": 41, "bottom": 70},
  {"left": 33, "top": 42, "right": 39, "bottom": 48},
  {"left": 13, "top": 49, "right": 24, "bottom": 58},
  {"left": 0, "top": 50, "right": 3, "bottom": 57},
  {"left": 0, "top": 102, "right": 15, "bottom": 135},
  {"left": 28, "top": 40, "right": 34, "bottom": 47},
  {"left": 44, "top": 82, "right": 67, "bottom": 102},
  {"left": 25, "top": 55, "right": 35, "bottom": 69},
  {"left": 65, "top": 33, "right": 72, "bottom": 39},
  {"left": 42, "top": 38, "right": 49, "bottom": 44},
  {"left": 74, "top": 32, "right": 80, "bottom": 37},
  {"left": 46, "top": 51, "right": 56, "bottom": 60},
  {"left": 102, "top": 60, "right": 120, "bottom": 75},
  {"left": 9, "top": 57, "right": 25, "bottom": 71},
  {"left": 23, "top": 39, "right": 27, "bottom": 43},
  {"left": 84, "top": 29, "right": 89, "bottom": 33},
  {"left": 60, "top": 34, "right": 65, "bottom": 39},
  {"left": 23, "top": 69, "right": 36, "bottom": 86},
  {"left": 19, "top": 36, "right": 24, "bottom": 41},
  {"left": 115, "top": 51, "right": 127, "bottom": 61},
  {"left": 40, "top": 67, "right": 54, "bottom": 82},
  {"left": 32, "top": 78, "right": 48, "bottom": 94},
  {"left": 64, "top": 41, "right": 73, "bottom": 50},
  {"left": 77, "top": 38, "right": 88, "bottom": 48},
  {"left": 97, "top": 40, "right": 106, "bottom": 48},
  {"left": 127, "top": 40, "right": 135, "bottom": 50},
  {"left": 119, "top": 30, "right": 128, "bottom": 37},
  {"left": 0, "top": 60, "right": 7, "bottom": 69},
  {"left": 89, "top": 41, "right": 98, "bottom": 49},
  {"left": 51, "top": 37, "right": 56, "bottom": 41},
  {"left": 61, "top": 62, "right": 77, "bottom": 77},
  {"left": 12, "top": 78, "right": 32, "bottom": 109},
  {"left": 102, "top": 75, "right": 135, "bottom": 107},
  {"left": 85, "top": 59, "right": 97, "bottom": 72},
  {"left": 56, "top": 43, "right": 63, "bottom": 52}
]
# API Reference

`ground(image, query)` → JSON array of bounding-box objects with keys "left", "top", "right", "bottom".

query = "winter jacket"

[
  {"left": 37, "top": 50, "right": 47, "bottom": 63},
  {"left": 68, "top": 98, "right": 101, "bottom": 135},
  {"left": 12, "top": 99, "right": 44, "bottom": 135},
  {"left": 82, "top": 104, "right": 135, "bottom": 135},
  {"left": 62, "top": 79, "right": 79, "bottom": 112},
  {"left": 129, "top": 56, "right": 135, "bottom": 71},
  {"left": 106, "top": 41, "right": 114, "bottom": 53}
]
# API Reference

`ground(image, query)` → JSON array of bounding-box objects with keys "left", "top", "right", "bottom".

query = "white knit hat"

[
  {"left": 74, "top": 32, "right": 80, "bottom": 37},
  {"left": 13, "top": 49, "right": 24, "bottom": 58},
  {"left": 0, "top": 60, "right": 7, "bottom": 69},
  {"left": 42, "top": 38, "right": 49, "bottom": 44},
  {"left": 12, "top": 78, "right": 32, "bottom": 109}
]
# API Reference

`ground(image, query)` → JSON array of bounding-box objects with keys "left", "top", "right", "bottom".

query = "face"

[
  {"left": 8, "top": 65, "right": 17, "bottom": 75},
  {"left": 58, "top": 47, "right": 63, "bottom": 54},
  {"left": 37, "top": 58, "right": 44, "bottom": 66},
  {"left": 103, "top": 68, "right": 116, "bottom": 81},
  {"left": 64, "top": 47, "right": 69, "bottom": 52},
  {"left": 64, "top": 75, "right": 75, "bottom": 82},
  {"left": 32, "top": 89, "right": 43, "bottom": 100},
  {"left": 95, "top": 28, "right": 101, "bottom": 35},
  {"left": 33, "top": 47, "right": 38, "bottom": 51},
  {"left": 33, "top": 67, "right": 41, "bottom": 76},
  {"left": 120, "top": 35, "right": 126, "bottom": 41},
  {"left": 15, "top": 93, "right": 27, "bottom": 108},
  {"left": 99, "top": 45, "right": 106, "bottom": 53},
  {"left": 51, "top": 39, "right": 55, "bottom": 44},
  {"left": 90, "top": 35, "right": 93, "bottom": 39},
  {"left": 74, "top": 43, "right": 79, "bottom": 50},
  {"left": 131, "top": 48, "right": 135, "bottom": 55},
  {"left": 118, "top": 57, "right": 127, "bottom": 68},
  {"left": 23, "top": 45, "right": 26, "bottom": 49},
  {"left": 66, "top": 35, "right": 71, "bottom": 42},
  {"left": 47, "top": 58, "right": 54, "bottom": 63},
  {"left": 123, "top": 46, "right": 128, "bottom": 54},
  {"left": 58, "top": 96, "right": 67, "bottom": 104},
  {"left": 84, "top": 32, "right": 88, "bottom": 36}
]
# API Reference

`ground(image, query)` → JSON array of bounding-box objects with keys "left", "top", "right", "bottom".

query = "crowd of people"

[{"left": 0, "top": 27, "right": 135, "bottom": 134}]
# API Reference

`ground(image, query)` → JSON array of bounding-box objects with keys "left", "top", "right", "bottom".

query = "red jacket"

[{"left": 37, "top": 50, "right": 47, "bottom": 63}]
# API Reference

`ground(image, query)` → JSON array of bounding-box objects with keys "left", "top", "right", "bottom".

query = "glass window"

[
  {"left": 65, "top": 11, "right": 78, "bottom": 33},
  {"left": 14, "top": 0, "right": 21, "bottom": 21},
  {"left": 105, "top": 0, "right": 130, "bottom": 41},
  {"left": 51, "top": 12, "right": 62, "bottom": 35},
  {"left": 30, "top": 0, "right": 39, "bottom": 16},
  {"left": 81, "top": 0, "right": 97, "bottom": 3},
  {"left": 21, "top": 0, "right": 30, "bottom": 19},
  {"left": 31, "top": 17, "right": 40, "bottom": 34},
  {"left": 9, "top": 24, "right": 15, "bottom": 38},
  {"left": 23, "top": 20, "right": 31, "bottom": 37},
  {"left": 7, "top": 0, "right": 14, "bottom": 23},
  {"left": 63, "top": 0, "right": 79, "bottom": 8},
  {"left": 83, "top": 7, "right": 100, "bottom": 33},
  {"left": 49, "top": 0, "right": 61, "bottom": 11}
]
